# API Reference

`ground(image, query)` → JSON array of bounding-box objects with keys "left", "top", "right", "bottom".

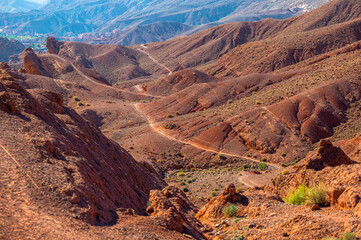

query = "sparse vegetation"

[
  {"left": 182, "top": 187, "right": 189, "bottom": 192},
  {"left": 166, "top": 114, "right": 174, "bottom": 118},
  {"left": 177, "top": 169, "right": 185, "bottom": 177},
  {"left": 77, "top": 101, "right": 84, "bottom": 106},
  {"left": 73, "top": 96, "right": 80, "bottom": 101},
  {"left": 223, "top": 203, "right": 238, "bottom": 218},
  {"left": 284, "top": 182, "right": 329, "bottom": 206},
  {"left": 163, "top": 122, "right": 176, "bottom": 129},
  {"left": 290, "top": 157, "right": 301, "bottom": 166},
  {"left": 210, "top": 191, "right": 218, "bottom": 197},
  {"left": 340, "top": 232, "right": 358, "bottom": 240},
  {"left": 231, "top": 235, "right": 247, "bottom": 240},
  {"left": 258, "top": 162, "right": 268, "bottom": 171},
  {"left": 281, "top": 169, "right": 290, "bottom": 175},
  {"left": 218, "top": 153, "right": 226, "bottom": 160}
]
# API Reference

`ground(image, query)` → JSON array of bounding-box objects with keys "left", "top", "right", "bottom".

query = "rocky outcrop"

[
  {"left": 196, "top": 183, "right": 248, "bottom": 222},
  {"left": 146, "top": 186, "right": 206, "bottom": 239},
  {"left": 297, "top": 140, "right": 355, "bottom": 171},
  {"left": 46, "top": 36, "right": 61, "bottom": 54},
  {"left": 22, "top": 47, "right": 49, "bottom": 76},
  {"left": 267, "top": 139, "right": 361, "bottom": 213}
]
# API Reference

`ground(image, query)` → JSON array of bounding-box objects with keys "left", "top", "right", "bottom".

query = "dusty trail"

[
  {"left": 0, "top": 143, "right": 41, "bottom": 190},
  {"left": 136, "top": 45, "right": 173, "bottom": 75},
  {"left": 43, "top": 53, "right": 280, "bottom": 169},
  {"left": 134, "top": 103, "right": 280, "bottom": 169},
  {"left": 0, "top": 143, "right": 85, "bottom": 239}
]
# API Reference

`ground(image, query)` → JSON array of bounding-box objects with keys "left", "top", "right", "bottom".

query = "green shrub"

[
  {"left": 305, "top": 182, "right": 329, "bottom": 207},
  {"left": 223, "top": 203, "right": 239, "bottom": 218},
  {"left": 284, "top": 184, "right": 308, "bottom": 205},
  {"left": 231, "top": 235, "right": 247, "bottom": 240},
  {"left": 218, "top": 153, "right": 226, "bottom": 159},
  {"left": 284, "top": 182, "right": 329, "bottom": 206},
  {"left": 258, "top": 162, "right": 268, "bottom": 171},
  {"left": 163, "top": 122, "right": 176, "bottom": 129},
  {"left": 210, "top": 191, "right": 218, "bottom": 197},
  {"left": 166, "top": 114, "right": 174, "bottom": 118},
  {"left": 183, "top": 187, "right": 189, "bottom": 192},
  {"left": 261, "top": 157, "right": 267, "bottom": 162},
  {"left": 281, "top": 153, "right": 286, "bottom": 157},
  {"left": 340, "top": 232, "right": 358, "bottom": 240},
  {"left": 77, "top": 101, "right": 84, "bottom": 106}
]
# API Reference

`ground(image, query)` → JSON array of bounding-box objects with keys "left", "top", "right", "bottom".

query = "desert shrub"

[
  {"left": 210, "top": 191, "right": 218, "bottom": 197},
  {"left": 73, "top": 96, "right": 80, "bottom": 101},
  {"left": 284, "top": 184, "right": 308, "bottom": 205},
  {"left": 177, "top": 169, "right": 185, "bottom": 177},
  {"left": 175, "top": 111, "right": 180, "bottom": 115},
  {"left": 163, "top": 122, "right": 176, "bottom": 129},
  {"left": 281, "top": 169, "right": 290, "bottom": 175},
  {"left": 284, "top": 182, "right": 329, "bottom": 206},
  {"left": 280, "top": 163, "right": 287, "bottom": 167},
  {"left": 340, "top": 232, "right": 358, "bottom": 240},
  {"left": 231, "top": 235, "right": 247, "bottom": 240},
  {"left": 223, "top": 203, "right": 238, "bottom": 218},
  {"left": 218, "top": 153, "right": 226, "bottom": 159},
  {"left": 305, "top": 182, "right": 329, "bottom": 207},
  {"left": 290, "top": 157, "right": 302, "bottom": 166},
  {"left": 182, "top": 187, "right": 189, "bottom": 192},
  {"left": 166, "top": 114, "right": 174, "bottom": 118},
  {"left": 281, "top": 153, "right": 286, "bottom": 157},
  {"left": 258, "top": 162, "right": 268, "bottom": 171},
  {"left": 77, "top": 101, "right": 84, "bottom": 106},
  {"left": 261, "top": 157, "right": 267, "bottom": 162}
]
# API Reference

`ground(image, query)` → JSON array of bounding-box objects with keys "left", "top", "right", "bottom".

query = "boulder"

[
  {"left": 22, "top": 47, "right": 48, "bottom": 76},
  {"left": 146, "top": 186, "right": 206, "bottom": 239},
  {"left": 196, "top": 183, "right": 248, "bottom": 222},
  {"left": 46, "top": 36, "right": 61, "bottom": 54},
  {"left": 298, "top": 140, "right": 354, "bottom": 171}
]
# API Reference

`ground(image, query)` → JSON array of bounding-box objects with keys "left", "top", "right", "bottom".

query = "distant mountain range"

[
  {"left": 0, "top": 0, "right": 330, "bottom": 46},
  {"left": 0, "top": 0, "right": 44, "bottom": 13}
]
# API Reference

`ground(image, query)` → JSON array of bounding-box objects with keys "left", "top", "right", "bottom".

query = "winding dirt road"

[
  {"left": 136, "top": 45, "right": 173, "bottom": 75},
  {"left": 42, "top": 53, "right": 279, "bottom": 169}
]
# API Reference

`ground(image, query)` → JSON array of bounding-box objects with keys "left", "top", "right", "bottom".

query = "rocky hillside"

[
  {"left": 0, "top": 37, "right": 24, "bottom": 62},
  {"left": 0, "top": 67, "right": 165, "bottom": 226},
  {"left": 99, "top": 21, "right": 193, "bottom": 46}
]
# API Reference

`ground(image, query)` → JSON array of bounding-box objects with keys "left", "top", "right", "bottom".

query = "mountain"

[
  {"left": 0, "top": 0, "right": 330, "bottom": 43},
  {"left": 0, "top": 37, "right": 25, "bottom": 62},
  {"left": 98, "top": 21, "right": 194, "bottom": 46},
  {"left": 0, "top": 0, "right": 44, "bottom": 13}
]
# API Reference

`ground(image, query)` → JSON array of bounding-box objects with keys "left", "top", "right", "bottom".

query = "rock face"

[
  {"left": 46, "top": 36, "right": 61, "bottom": 54},
  {"left": 196, "top": 183, "right": 248, "bottom": 222},
  {"left": 0, "top": 69, "right": 166, "bottom": 225},
  {"left": 298, "top": 140, "right": 355, "bottom": 171},
  {"left": 22, "top": 47, "right": 49, "bottom": 76},
  {"left": 146, "top": 186, "right": 206, "bottom": 239},
  {"left": 268, "top": 139, "right": 361, "bottom": 212}
]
